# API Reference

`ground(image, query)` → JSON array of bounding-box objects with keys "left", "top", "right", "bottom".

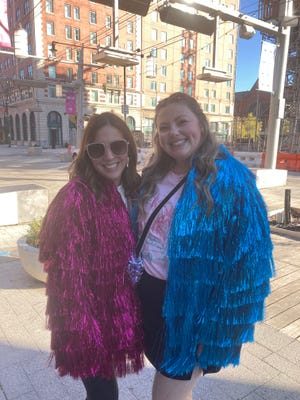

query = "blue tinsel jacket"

[{"left": 160, "top": 146, "right": 275, "bottom": 375}]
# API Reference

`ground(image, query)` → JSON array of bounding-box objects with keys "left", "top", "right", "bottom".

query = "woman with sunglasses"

[{"left": 39, "top": 112, "right": 144, "bottom": 400}]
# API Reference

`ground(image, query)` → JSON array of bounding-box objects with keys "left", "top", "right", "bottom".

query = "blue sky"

[{"left": 235, "top": 0, "right": 262, "bottom": 92}]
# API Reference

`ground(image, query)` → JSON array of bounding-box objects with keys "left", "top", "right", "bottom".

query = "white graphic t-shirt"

[{"left": 139, "top": 171, "right": 185, "bottom": 280}]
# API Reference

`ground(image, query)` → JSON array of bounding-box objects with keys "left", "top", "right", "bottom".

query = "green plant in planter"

[{"left": 25, "top": 217, "right": 43, "bottom": 248}]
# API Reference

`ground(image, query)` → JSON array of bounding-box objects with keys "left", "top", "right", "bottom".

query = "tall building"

[{"left": 0, "top": 0, "right": 239, "bottom": 148}]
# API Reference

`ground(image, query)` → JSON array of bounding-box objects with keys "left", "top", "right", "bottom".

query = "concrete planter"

[{"left": 17, "top": 236, "right": 47, "bottom": 283}]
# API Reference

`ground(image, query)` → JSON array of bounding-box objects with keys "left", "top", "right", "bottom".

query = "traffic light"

[
  {"left": 91, "top": 0, "right": 151, "bottom": 17},
  {"left": 158, "top": 5, "right": 215, "bottom": 36}
]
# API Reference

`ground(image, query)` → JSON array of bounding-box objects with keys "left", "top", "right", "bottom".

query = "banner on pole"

[
  {"left": 0, "top": 0, "right": 11, "bottom": 48},
  {"left": 258, "top": 41, "right": 277, "bottom": 93},
  {"left": 65, "top": 92, "right": 77, "bottom": 114}
]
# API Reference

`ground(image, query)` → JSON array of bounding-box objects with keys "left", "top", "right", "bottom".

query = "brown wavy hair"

[
  {"left": 140, "top": 92, "right": 220, "bottom": 214},
  {"left": 69, "top": 112, "right": 141, "bottom": 199}
]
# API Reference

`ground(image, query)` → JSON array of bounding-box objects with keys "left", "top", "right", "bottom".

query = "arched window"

[
  {"left": 126, "top": 116, "right": 135, "bottom": 131},
  {"left": 47, "top": 111, "right": 63, "bottom": 148}
]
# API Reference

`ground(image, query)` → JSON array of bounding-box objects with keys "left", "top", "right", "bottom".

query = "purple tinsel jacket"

[{"left": 39, "top": 177, "right": 144, "bottom": 379}]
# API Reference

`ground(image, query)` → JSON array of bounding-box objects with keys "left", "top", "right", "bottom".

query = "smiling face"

[
  {"left": 89, "top": 124, "right": 128, "bottom": 185},
  {"left": 156, "top": 103, "right": 202, "bottom": 173}
]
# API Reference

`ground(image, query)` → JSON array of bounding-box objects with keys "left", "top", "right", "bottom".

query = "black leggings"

[{"left": 82, "top": 376, "right": 118, "bottom": 400}]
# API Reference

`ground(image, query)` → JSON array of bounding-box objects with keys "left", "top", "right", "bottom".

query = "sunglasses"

[{"left": 86, "top": 139, "right": 129, "bottom": 159}]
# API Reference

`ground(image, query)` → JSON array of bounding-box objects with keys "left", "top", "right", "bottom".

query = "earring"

[{"left": 126, "top": 157, "right": 129, "bottom": 168}]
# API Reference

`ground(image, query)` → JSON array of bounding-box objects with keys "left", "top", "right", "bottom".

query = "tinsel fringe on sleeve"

[
  {"left": 39, "top": 178, "right": 144, "bottom": 379},
  {"left": 161, "top": 146, "right": 275, "bottom": 376}
]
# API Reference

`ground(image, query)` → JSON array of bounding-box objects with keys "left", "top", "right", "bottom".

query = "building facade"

[{"left": 0, "top": 0, "right": 239, "bottom": 148}]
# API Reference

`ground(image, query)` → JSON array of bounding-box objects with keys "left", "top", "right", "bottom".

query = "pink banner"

[
  {"left": 65, "top": 92, "right": 77, "bottom": 114},
  {"left": 0, "top": 0, "right": 11, "bottom": 48}
]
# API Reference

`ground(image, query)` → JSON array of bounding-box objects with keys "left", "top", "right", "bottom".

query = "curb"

[{"left": 270, "top": 225, "right": 300, "bottom": 241}]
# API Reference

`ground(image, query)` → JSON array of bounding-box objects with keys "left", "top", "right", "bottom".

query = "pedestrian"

[
  {"left": 135, "top": 92, "right": 275, "bottom": 400},
  {"left": 39, "top": 112, "right": 144, "bottom": 400}
]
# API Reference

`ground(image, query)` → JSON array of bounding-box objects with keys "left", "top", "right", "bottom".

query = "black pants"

[{"left": 82, "top": 376, "right": 118, "bottom": 400}]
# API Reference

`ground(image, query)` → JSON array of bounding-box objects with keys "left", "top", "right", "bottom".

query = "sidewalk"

[{"left": 0, "top": 147, "right": 300, "bottom": 399}]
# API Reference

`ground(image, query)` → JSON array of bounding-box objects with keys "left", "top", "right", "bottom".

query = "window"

[
  {"left": 228, "top": 34, "right": 234, "bottom": 44},
  {"left": 160, "top": 82, "right": 166, "bottom": 93},
  {"left": 24, "top": 0, "right": 29, "bottom": 14},
  {"left": 127, "top": 77, "right": 133, "bottom": 88},
  {"left": 74, "top": 28, "right": 80, "bottom": 41},
  {"left": 211, "top": 90, "right": 216, "bottom": 98},
  {"left": 64, "top": 5, "right": 71, "bottom": 18},
  {"left": 161, "top": 66, "right": 167, "bottom": 76},
  {"left": 151, "top": 28, "right": 158, "bottom": 41},
  {"left": 74, "top": 7, "right": 80, "bottom": 20},
  {"left": 27, "top": 65, "right": 33, "bottom": 77},
  {"left": 105, "top": 15, "right": 111, "bottom": 28},
  {"left": 188, "top": 71, "right": 193, "bottom": 81},
  {"left": 25, "top": 23, "right": 30, "bottom": 36},
  {"left": 226, "top": 92, "right": 231, "bottom": 100},
  {"left": 161, "top": 31, "right": 167, "bottom": 42},
  {"left": 106, "top": 36, "right": 111, "bottom": 46},
  {"left": 127, "top": 40, "right": 133, "bottom": 52},
  {"left": 151, "top": 48, "right": 157, "bottom": 57},
  {"left": 48, "top": 65, "right": 56, "bottom": 78},
  {"left": 127, "top": 21, "right": 133, "bottom": 34},
  {"left": 90, "top": 32, "right": 97, "bottom": 45},
  {"left": 66, "top": 48, "right": 72, "bottom": 60},
  {"left": 151, "top": 81, "right": 157, "bottom": 91},
  {"left": 19, "top": 70, "right": 25, "bottom": 79},
  {"left": 205, "top": 59, "right": 211, "bottom": 67},
  {"left": 46, "top": 22, "right": 54, "bottom": 36},
  {"left": 74, "top": 49, "right": 80, "bottom": 62},
  {"left": 203, "top": 103, "right": 209, "bottom": 112},
  {"left": 48, "top": 44, "right": 55, "bottom": 58},
  {"left": 225, "top": 105, "right": 230, "bottom": 114},
  {"left": 161, "top": 49, "right": 167, "bottom": 60},
  {"left": 65, "top": 26, "right": 72, "bottom": 39},
  {"left": 48, "top": 84, "right": 56, "bottom": 98},
  {"left": 180, "top": 54, "right": 185, "bottom": 63},
  {"left": 127, "top": 93, "right": 133, "bottom": 105},
  {"left": 187, "top": 86, "right": 193, "bottom": 96},
  {"left": 210, "top": 104, "right": 216, "bottom": 112},
  {"left": 180, "top": 70, "right": 185, "bottom": 79},
  {"left": 106, "top": 74, "right": 112, "bottom": 84},
  {"left": 189, "top": 39, "right": 194, "bottom": 49},
  {"left": 204, "top": 89, "right": 209, "bottom": 98},
  {"left": 181, "top": 37, "right": 185, "bottom": 47},
  {"left": 114, "top": 75, "right": 119, "bottom": 85},
  {"left": 228, "top": 49, "right": 233, "bottom": 59},
  {"left": 107, "top": 90, "right": 120, "bottom": 104},
  {"left": 227, "top": 64, "right": 233, "bottom": 73},
  {"left": 152, "top": 11, "right": 158, "bottom": 22},
  {"left": 90, "top": 89, "right": 99, "bottom": 102},
  {"left": 226, "top": 80, "right": 232, "bottom": 87},
  {"left": 205, "top": 44, "right": 211, "bottom": 53},
  {"left": 91, "top": 72, "right": 98, "bottom": 84},
  {"left": 16, "top": 9, "right": 21, "bottom": 22},
  {"left": 67, "top": 68, "right": 73, "bottom": 81},
  {"left": 91, "top": 52, "right": 97, "bottom": 64},
  {"left": 46, "top": 0, "right": 53, "bottom": 13},
  {"left": 90, "top": 11, "right": 97, "bottom": 24},
  {"left": 151, "top": 97, "right": 157, "bottom": 107},
  {"left": 188, "top": 55, "right": 194, "bottom": 65}
]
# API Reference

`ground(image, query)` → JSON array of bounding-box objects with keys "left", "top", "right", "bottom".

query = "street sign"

[{"left": 121, "top": 104, "right": 129, "bottom": 114}]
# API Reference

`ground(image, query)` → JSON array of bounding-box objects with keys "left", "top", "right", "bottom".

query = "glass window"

[
  {"left": 204, "top": 89, "right": 209, "bottom": 98},
  {"left": 161, "top": 49, "right": 167, "bottom": 60},
  {"left": 90, "top": 11, "right": 97, "bottom": 24},
  {"left": 46, "top": 22, "right": 54, "bottom": 36},
  {"left": 106, "top": 15, "right": 111, "bottom": 28},
  {"left": 90, "top": 32, "right": 97, "bottom": 45},
  {"left": 189, "top": 39, "right": 194, "bottom": 49},
  {"left": 127, "top": 77, "right": 133, "bottom": 88},
  {"left": 127, "top": 93, "right": 133, "bottom": 105},
  {"left": 205, "top": 59, "right": 211, "bottom": 67},
  {"left": 180, "top": 70, "right": 185, "bottom": 79},
  {"left": 74, "top": 28, "right": 80, "bottom": 41},
  {"left": 160, "top": 82, "right": 166, "bottom": 92},
  {"left": 151, "top": 28, "right": 158, "bottom": 41},
  {"left": 225, "top": 105, "right": 230, "bottom": 113},
  {"left": 48, "top": 65, "right": 56, "bottom": 78},
  {"left": 181, "top": 37, "right": 185, "bottom": 47},
  {"left": 127, "top": 21, "right": 133, "bottom": 34},
  {"left": 161, "top": 66, "right": 167, "bottom": 76},
  {"left": 226, "top": 80, "right": 232, "bottom": 87},
  {"left": 46, "top": 0, "right": 53, "bottom": 13},
  {"left": 91, "top": 72, "right": 98, "bottom": 84},
  {"left": 27, "top": 65, "right": 33, "bottom": 77},
  {"left": 74, "top": 49, "right": 80, "bottom": 62},
  {"left": 188, "top": 71, "right": 193, "bottom": 81},
  {"left": 187, "top": 86, "right": 193, "bottom": 96},
  {"left": 66, "top": 48, "right": 72, "bottom": 60},
  {"left": 74, "top": 7, "right": 80, "bottom": 20},
  {"left": 64, "top": 4, "right": 71, "bottom": 18},
  {"left": 127, "top": 40, "right": 133, "bottom": 52},
  {"left": 228, "top": 34, "right": 234, "bottom": 44},
  {"left": 114, "top": 75, "right": 119, "bottom": 85},
  {"left": 161, "top": 31, "right": 167, "bottom": 42},
  {"left": 106, "top": 74, "right": 112, "bottom": 84},
  {"left": 91, "top": 90, "right": 99, "bottom": 102},
  {"left": 151, "top": 48, "right": 157, "bottom": 57},
  {"left": 205, "top": 44, "right": 211, "bottom": 53},
  {"left": 67, "top": 68, "right": 73, "bottom": 81},
  {"left": 151, "top": 97, "right": 157, "bottom": 107},
  {"left": 152, "top": 11, "right": 158, "bottom": 22},
  {"left": 188, "top": 55, "right": 193, "bottom": 65},
  {"left": 228, "top": 49, "right": 233, "bottom": 59},
  {"left": 150, "top": 81, "right": 157, "bottom": 91},
  {"left": 48, "top": 84, "right": 56, "bottom": 98},
  {"left": 227, "top": 64, "right": 233, "bottom": 73},
  {"left": 106, "top": 36, "right": 111, "bottom": 46},
  {"left": 203, "top": 103, "right": 209, "bottom": 112},
  {"left": 65, "top": 26, "right": 72, "bottom": 39},
  {"left": 226, "top": 91, "right": 231, "bottom": 100},
  {"left": 211, "top": 90, "right": 216, "bottom": 98},
  {"left": 210, "top": 104, "right": 216, "bottom": 112}
]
